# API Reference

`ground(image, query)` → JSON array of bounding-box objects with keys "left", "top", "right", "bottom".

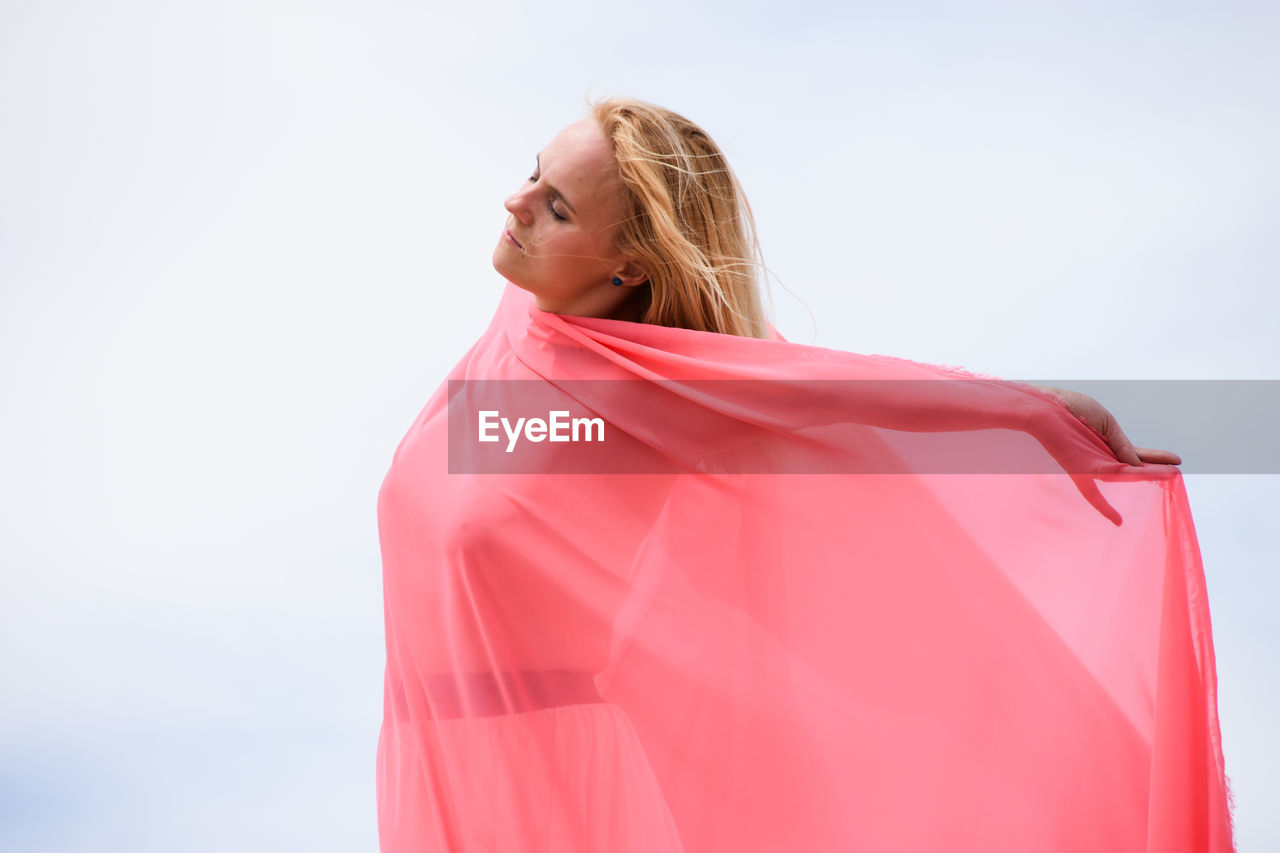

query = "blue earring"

[{"left": 612, "top": 277, "right": 623, "bottom": 287}]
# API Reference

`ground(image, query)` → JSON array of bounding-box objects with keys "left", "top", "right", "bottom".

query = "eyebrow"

[{"left": 535, "top": 153, "right": 578, "bottom": 216}]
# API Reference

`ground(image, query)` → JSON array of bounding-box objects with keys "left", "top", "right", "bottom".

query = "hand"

[{"left": 1033, "top": 385, "right": 1182, "bottom": 467}]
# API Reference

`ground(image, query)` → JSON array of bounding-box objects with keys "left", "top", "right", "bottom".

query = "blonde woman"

[
  {"left": 496, "top": 99, "right": 1175, "bottom": 462},
  {"left": 375, "top": 98, "right": 1232, "bottom": 851}
]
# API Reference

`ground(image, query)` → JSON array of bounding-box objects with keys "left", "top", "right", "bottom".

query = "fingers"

[
  {"left": 1070, "top": 473, "right": 1124, "bottom": 526},
  {"left": 1111, "top": 443, "right": 1145, "bottom": 467},
  {"left": 1026, "top": 404, "right": 1125, "bottom": 525},
  {"left": 1104, "top": 422, "right": 1145, "bottom": 467},
  {"left": 1135, "top": 446, "right": 1183, "bottom": 466}
]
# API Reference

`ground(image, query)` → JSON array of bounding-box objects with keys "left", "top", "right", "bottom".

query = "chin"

[
  {"left": 492, "top": 259, "right": 533, "bottom": 296},
  {"left": 492, "top": 253, "right": 515, "bottom": 283}
]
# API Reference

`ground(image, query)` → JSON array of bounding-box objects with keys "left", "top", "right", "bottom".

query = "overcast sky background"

[{"left": 2, "top": 1, "right": 1276, "bottom": 850}]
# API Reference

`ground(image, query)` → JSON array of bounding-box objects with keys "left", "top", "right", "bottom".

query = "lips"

[{"left": 504, "top": 228, "right": 524, "bottom": 250}]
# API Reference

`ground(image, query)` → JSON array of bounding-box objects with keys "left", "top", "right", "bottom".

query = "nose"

[{"left": 504, "top": 186, "right": 533, "bottom": 226}]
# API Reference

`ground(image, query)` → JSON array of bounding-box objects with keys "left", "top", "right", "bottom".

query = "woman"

[
  {"left": 376, "top": 97, "right": 1234, "bottom": 851},
  {"left": 495, "top": 99, "right": 1177, "bottom": 466}
]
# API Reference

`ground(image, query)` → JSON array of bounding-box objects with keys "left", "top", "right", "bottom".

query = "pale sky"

[{"left": 2, "top": 1, "right": 1276, "bottom": 850}]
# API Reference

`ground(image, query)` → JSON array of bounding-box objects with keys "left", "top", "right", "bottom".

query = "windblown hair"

[{"left": 590, "top": 97, "right": 774, "bottom": 339}]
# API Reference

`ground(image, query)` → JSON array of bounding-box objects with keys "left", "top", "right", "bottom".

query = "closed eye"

[{"left": 529, "top": 162, "right": 570, "bottom": 222}]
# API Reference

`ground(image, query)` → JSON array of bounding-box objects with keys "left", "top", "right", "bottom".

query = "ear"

[{"left": 612, "top": 258, "right": 649, "bottom": 287}]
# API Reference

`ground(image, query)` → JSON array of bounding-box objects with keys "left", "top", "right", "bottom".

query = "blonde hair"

[{"left": 590, "top": 97, "right": 774, "bottom": 339}]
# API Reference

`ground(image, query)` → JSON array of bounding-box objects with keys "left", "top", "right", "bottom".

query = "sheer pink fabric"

[{"left": 376, "top": 282, "right": 1235, "bottom": 852}]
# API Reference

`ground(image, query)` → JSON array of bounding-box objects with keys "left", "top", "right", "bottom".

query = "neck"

[{"left": 537, "top": 284, "right": 649, "bottom": 324}]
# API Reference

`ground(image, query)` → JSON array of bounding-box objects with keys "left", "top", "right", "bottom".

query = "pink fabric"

[{"left": 376, "top": 281, "right": 1235, "bottom": 852}]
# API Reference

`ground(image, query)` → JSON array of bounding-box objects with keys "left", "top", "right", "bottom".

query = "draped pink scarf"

[{"left": 375, "top": 281, "right": 1235, "bottom": 852}]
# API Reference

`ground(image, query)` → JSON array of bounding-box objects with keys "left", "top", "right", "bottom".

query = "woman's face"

[{"left": 493, "top": 119, "right": 644, "bottom": 317}]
